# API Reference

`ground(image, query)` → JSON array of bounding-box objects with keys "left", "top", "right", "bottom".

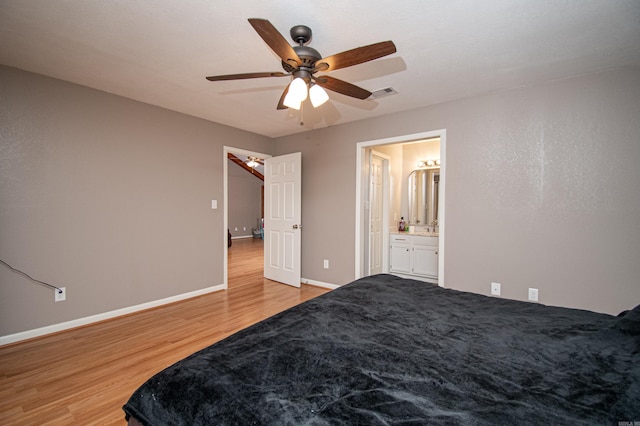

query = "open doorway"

[
  {"left": 355, "top": 129, "right": 446, "bottom": 286},
  {"left": 223, "top": 146, "right": 270, "bottom": 289}
]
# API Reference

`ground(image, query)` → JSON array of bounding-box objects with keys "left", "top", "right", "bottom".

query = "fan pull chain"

[{"left": 300, "top": 102, "right": 304, "bottom": 126}]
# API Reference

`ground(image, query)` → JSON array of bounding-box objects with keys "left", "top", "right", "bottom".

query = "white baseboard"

[
  {"left": 0, "top": 284, "right": 226, "bottom": 347},
  {"left": 302, "top": 277, "right": 341, "bottom": 290}
]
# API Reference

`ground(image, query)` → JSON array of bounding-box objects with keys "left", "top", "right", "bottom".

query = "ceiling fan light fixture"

[
  {"left": 309, "top": 84, "right": 329, "bottom": 107},
  {"left": 288, "top": 77, "right": 308, "bottom": 102},
  {"left": 283, "top": 92, "right": 302, "bottom": 110}
]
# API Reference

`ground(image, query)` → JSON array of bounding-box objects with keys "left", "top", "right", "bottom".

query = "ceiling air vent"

[{"left": 370, "top": 87, "right": 398, "bottom": 99}]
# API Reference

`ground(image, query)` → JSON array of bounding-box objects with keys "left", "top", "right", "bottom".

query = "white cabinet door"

[
  {"left": 412, "top": 245, "right": 438, "bottom": 278},
  {"left": 390, "top": 243, "right": 411, "bottom": 274},
  {"left": 390, "top": 234, "right": 438, "bottom": 281}
]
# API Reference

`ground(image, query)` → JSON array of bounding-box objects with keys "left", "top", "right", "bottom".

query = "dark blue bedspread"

[{"left": 123, "top": 274, "right": 640, "bottom": 425}]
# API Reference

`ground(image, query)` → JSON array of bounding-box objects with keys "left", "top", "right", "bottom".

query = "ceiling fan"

[{"left": 206, "top": 18, "right": 396, "bottom": 110}]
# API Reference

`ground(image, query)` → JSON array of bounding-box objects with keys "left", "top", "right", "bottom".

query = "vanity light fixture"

[{"left": 417, "top": 159, "right": 440, "bottom": 168}]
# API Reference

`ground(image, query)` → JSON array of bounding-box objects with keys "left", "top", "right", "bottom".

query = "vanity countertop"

[{"left": 391, "top": 231, "right": 439, "bottom": 237}]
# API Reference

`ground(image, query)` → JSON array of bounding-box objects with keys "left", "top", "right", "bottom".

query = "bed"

[{"left": 123, "top": 274, "right": 640, "bottom": 425}]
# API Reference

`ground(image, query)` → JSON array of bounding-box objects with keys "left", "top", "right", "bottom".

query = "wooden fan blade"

[
  {"left": 248, "top": 18, "right": 302, "bottom": 67},
  {"left": 315, "top": 41, "right": 396, "bottom": 72},
  {"left": 277, "top": 83, "right": 291, "bottom": 110},
  {"left": 315, "top": 75, "right": 371, "bottom": 100},
  {"left": 206, "top": 72, "right": 288, "bottom": 81}
]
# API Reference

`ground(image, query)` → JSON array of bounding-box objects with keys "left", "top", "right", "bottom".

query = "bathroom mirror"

[{"left": 407, "top": 168, "right": 439, "bottom": 226}]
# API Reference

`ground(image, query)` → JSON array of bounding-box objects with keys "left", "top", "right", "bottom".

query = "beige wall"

[
  {"left": 274, "top": 67, "right": 640, "bottom": 315},
  {"left": 0, "top": 66, "right": 271, "bottom": 337}
]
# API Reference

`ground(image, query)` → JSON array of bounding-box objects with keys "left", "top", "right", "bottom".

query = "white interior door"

[
  {"left": 369, "top": 154, "right": 384, "bottom": 275},
  {"left": 264, "top": 152, "right": 302, "bottom": 287}
]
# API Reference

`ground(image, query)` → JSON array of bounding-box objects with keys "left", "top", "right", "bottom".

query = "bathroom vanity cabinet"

[{"left": 390, "top": 233, "right": 438, "bottom": 282}]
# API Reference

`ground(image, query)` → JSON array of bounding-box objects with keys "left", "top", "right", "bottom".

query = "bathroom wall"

[{"left": 401, "top": 139, "right": 441, "bottom": 229}]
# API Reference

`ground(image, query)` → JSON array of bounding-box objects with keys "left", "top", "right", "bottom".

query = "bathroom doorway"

[{"left": 355, "top": 129, "right": 446, "bottom": 286}]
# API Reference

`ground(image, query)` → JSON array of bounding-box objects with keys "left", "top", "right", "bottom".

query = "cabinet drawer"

[
  {"left": 390, "top": 234, "right": 438, "bottom": 246},
  {"left": 390, "top": 234, "right": 411, "bottom": 243}
]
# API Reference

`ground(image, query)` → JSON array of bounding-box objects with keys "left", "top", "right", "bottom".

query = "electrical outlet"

[
  {"left": 55, "top": 287, "right": 66, "bottom": 302},
  {"left": 528, "top": 288, "right": 539, "bottom": 302},
  {"left": 243, "top": 227, "right": 246, "bottom": 231},
  {"left": 491, "top": 282, "right": 501, "bottom": 296},
  {"left": 323, "top": 259, "right": 329, "bottom": 269}
]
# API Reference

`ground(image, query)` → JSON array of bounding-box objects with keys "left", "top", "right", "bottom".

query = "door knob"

[{"left": 293, "top": 224, "right": 302, "bottom": 229}]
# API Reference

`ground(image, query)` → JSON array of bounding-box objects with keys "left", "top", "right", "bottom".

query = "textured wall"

[
  {"left": 274, "top": 67, "right": 640, "bottom": 315},
  {"left": 0, "top": 66, "right": 271, "bottom": 336},
  {"left": 2, "top": 65, "right": 638, "bottom": 340},
  {"left": 442, "top": 68, "right": 640, "bottom": 314}
]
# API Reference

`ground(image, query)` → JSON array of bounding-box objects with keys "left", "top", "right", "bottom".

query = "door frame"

[
  {"left": 355, "top": 129, "right": 447, "bottom": 286},
  {"left": 223, "top": 145, "right": 271, "bottom": 289}
]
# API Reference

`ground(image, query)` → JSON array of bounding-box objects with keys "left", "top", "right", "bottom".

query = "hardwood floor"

[{"left": 0, "top": 238, "right": 330, "bottom": 425}]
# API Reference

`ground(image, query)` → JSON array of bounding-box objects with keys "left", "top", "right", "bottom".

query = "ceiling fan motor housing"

[
  {"left": 295, "top": 45, "right": 321, "bottom": 65},
  {"left": 290, "top": 25, "right": 312, "bottom": 44},
  {"left": 282, "top": 45, "right": 322, "bottom": 75}
]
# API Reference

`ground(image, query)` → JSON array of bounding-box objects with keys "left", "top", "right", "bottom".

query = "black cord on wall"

[{"left": 0, "top": 259, "right": 64, "bottom": 294}]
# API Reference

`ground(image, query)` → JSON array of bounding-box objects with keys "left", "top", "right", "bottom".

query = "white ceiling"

[{"left": 1, "top": 1, "right": 639, "bottom": 138}]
